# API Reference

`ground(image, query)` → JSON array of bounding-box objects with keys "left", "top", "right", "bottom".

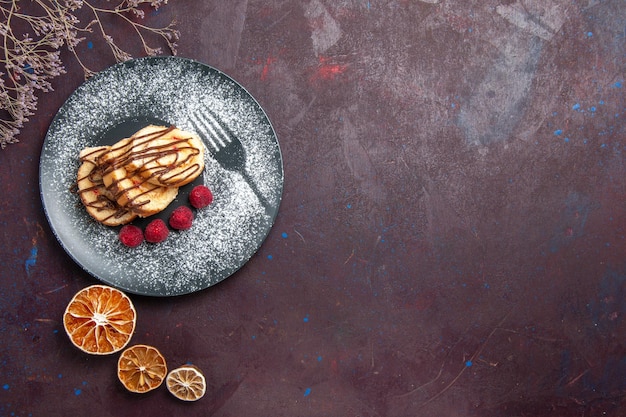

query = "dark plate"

[{"left": 40, "top": 57, "right": 283, "bottom": 296}]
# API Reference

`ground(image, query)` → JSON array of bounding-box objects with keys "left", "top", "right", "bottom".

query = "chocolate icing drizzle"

[{"left": 76, "top": 126, "right": 203, "bottom": 223}]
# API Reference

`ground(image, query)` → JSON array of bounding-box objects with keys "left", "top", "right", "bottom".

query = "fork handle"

[{"left": 240, "top": 170, "right": 274, "bottom": 218}]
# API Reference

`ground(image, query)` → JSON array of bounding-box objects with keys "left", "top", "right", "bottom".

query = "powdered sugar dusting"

[{"left": 40, "top": 57, "right": 283, "bottom": 296}]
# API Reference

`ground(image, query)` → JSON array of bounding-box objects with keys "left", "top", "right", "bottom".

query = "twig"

[{"left": 0, "top": 0, "right": 178, "bottom": 148}]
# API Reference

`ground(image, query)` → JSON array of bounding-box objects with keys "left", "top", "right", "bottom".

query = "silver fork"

[{"left": 189, "top": 108, "right": 270, "bottom": 213}]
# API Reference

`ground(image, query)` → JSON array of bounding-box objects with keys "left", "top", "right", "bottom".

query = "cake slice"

[
  {"left": 76, "top": 146, "right": 137, "bottom": 226},
  {"left": 123, "top": 125, "right": 205, "bottom": 188},
  {"left": 102, "top": 165, "right": 179, "bottom": 218}
]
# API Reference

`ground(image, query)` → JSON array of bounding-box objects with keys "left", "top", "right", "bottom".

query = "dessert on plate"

[{"left": 76, "top": 125, "right": 205, "bottom": 226}]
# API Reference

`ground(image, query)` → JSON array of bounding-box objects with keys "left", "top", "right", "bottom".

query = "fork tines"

[{"left": 189, "top": 109, "right": 232, "bottom": 152}]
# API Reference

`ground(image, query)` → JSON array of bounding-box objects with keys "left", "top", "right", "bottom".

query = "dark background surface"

[{"left": 1, "top": 1, "right": 625, "bottom": 416}]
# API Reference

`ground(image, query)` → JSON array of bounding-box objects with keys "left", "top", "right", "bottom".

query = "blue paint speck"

[
  {"left": 564, "top": 137, "right": 570, "bottom": 143},
  {"left": 74, "top": 388, "right": 82, "bottom": 396},
  {"left": 267, "top": 254, "right": 273, "bottom": 260},
  {"left": 590, "top": 106, "right": 596, "bottom": 112},
  {"left": 465, "top": 360, "right": 473, "bottom": 367},
  {"left": 572, "top": 103, "right": 581, "bottom": 111},
  {"left": 25, "top": 246, "right": 37, "bottom": 274},
  {"left": 317, "top": 356, "right": 323, "bottom": 362},
  {"left": 304, "top": 387, "right": 312, "bottom": 397},
  {"left": 346, "top": 203, "right": 352, "bottom": 209},
  {"left": 586, "top": 31, "right": 593, "bottom": 37},
  {"left": 281, "top": 232, "right": 288, "bottom": 239},
  {"left": 615, "top": 81, "right": 623, "bottom": 88},
  {"left": 87, "top": 41, "right": 93, "bottom": 49},
  {"left": 2, "top": 384, "right": 9, "bottom": 390},
  {"left": 303, "top": 315, "right": 309, "bottom": 323},
  {"left": 554, "top": 129, "right": 563, "bottom": 136}
]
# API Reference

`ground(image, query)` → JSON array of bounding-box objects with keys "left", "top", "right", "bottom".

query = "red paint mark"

[
  {"left": 330, "top": 359, "right": 339, "bottom": 374},
  {"left": 260, "top": 56, "right": 276, "bottom": 81},
  {"left": 317, "top": 63, "right": 347, "bottom": 79},
  {"left": 311, "top": 56, "right": 348, "bottom": 81}
]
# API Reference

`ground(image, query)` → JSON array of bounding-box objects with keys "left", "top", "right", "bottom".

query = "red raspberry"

[
  {"left": 189, "top": 185, "right": 213, "bottom": 209},
  {"left": 119, "top": 225, "right": 143, "bottom": 248},
  {"left": 169, "top": 206, "right": 194, "bottom": 230},
  {"left": 144, "top": 218, "right": 169, "bottom": 243}
]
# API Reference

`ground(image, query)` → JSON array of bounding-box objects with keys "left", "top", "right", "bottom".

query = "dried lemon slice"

[
  {"left": 63, "top": 285, "right": 136, "bottom": 355},
  {"left": 117, "top": 344, "right": 167, "bottom": 393},
  {"left": 166, "top": 365, "right": 207, "bottom": 401}
]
